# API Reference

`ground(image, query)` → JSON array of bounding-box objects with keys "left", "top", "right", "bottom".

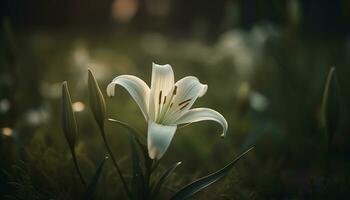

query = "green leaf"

[
  {"left": 108, "top": 118, "right": 150, "bottom": 199},
  {"left": 109, "top": 118, "right": 151, "bottom": 172},
  {"left": 83, "top": 156, "right": 109, "bottom": 199},
  {"left": 88, "top": 69, "right": 106, "bottom": 131},
  {"left": 61, "top": 81, "right": 77, "bottom": 151},
  {"left": 128, "top": 132, "right": 145, "bottom": 199},
  {"left": 321, "top": 67, "right": 340, "bottom": 143},
  {"left": 151, "top": 162, "right": 182, "bottom": 199},
  {"left": 171, "top": 147, "right": 254, "bottom": 200},
  {"left": 108, "top": 118, "right": 147, "bottom": 151}
]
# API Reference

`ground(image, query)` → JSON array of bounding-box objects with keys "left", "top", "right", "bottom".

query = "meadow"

[{"left": 1, "top": 1, "right": 350, "bottom": 199}]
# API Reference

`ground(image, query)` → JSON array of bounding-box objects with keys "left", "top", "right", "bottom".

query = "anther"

[
  {"left": 163, "top": 96, "right": 167, "bottom": 104},
  {"left": 158, "top": 91, "right": 162, "bottom": 104},
  {"left": 178, "top": 98, "right": 191, "bottom": 106},
  {"left": 179, "top": 102, "right": 190, "bottom": 110},
  {"left": 173, "top": 86, "right": 177, "bottom": 95}
]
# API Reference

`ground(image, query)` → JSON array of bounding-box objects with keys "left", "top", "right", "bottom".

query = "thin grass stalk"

[
  {"left": 323, "top": 131, "right": 332, "bottom": 190},
  {"left": 145, "top": 160, "right": 161, "bottom": 199},
  {"left": 99, "top": 126, "right": 133, "bottom": 200},
  {"left": 71, "top": 150, "right": 87, "bottom": 188}
]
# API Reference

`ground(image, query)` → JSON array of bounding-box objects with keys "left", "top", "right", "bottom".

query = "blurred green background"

[{"left": 1, "top": 0, "right": 350, "bottom": 199}]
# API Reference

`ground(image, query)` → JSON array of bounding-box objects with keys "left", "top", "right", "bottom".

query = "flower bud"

[
  {"left": 62, "top": 82, "right": 77, "bottom": 150},
  {"left": 88, "top": 69, "right": 106, "bottom": 130},
  {"left": 321, "top": 67, "right": 340, "bottom": 143}
]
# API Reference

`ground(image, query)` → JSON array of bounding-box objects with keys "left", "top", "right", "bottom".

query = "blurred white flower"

[
  {"left": 216, "top": 30, "right": 254, "bottom": 79},
  {"left": 73, "top": 43, "right": 90, "bottom": 68},
  {"left": 25, "top": 108, "right": 49, "bottom": 126},
  {"left": 71, "top": 42, "right": 110, "bottom": 87},
  {"left": 107, "top": 63, "right": 228, "bottom": 159},
  {"left": 0, "top": 99, "right": 10, "bottom": 113},
  {"left": 215, "top": 24, "right": 278, "bottom": 80},
  {"left": 237, "top": 82, "right": 269, "bottom": 112},
  {"left": 250, "top": 92, "right": 269, "bottom": 112}
]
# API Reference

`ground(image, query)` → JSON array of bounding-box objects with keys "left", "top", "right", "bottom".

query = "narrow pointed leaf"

[
  {"left": 88, "top": 69, "right": 106, "bottom": 130},
  {"left": 171, "top": 147, "right": 254, "bottom": 200},
  {"left": 61, "top": 82, "right": 77, "bottom": 150},
  {"left": 151, "top": 162, "right": 182, "bottom": 199},
  {"left": 108, "top": 118, "right": 147, "bottom": 150},
  {"left": 83, "top": 156, "right": 109, "bottom": 199},
  {"left": 108, "top": 118, "right": 151, "bottom": 198},
  {"left": 321, "top": 67, "right": 340, "bottom": 143},
  {"left": 109, "top": 118, "right": 153, "bottom": 198}
]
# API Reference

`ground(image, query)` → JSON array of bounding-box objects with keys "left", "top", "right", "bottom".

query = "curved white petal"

[
  {"left": 175, "top": 108, "right": 228, "bottom": 137},
  {"left": 149, "top": 63, "right": 175, "bottom": 120},
  {"left": 173, "top": 76, "right": 208, "bottom": 109},
  {"left": 162, "top": 76, "right": 207, "bottom": 124},
  {"left": 198, "top": 84, "right": 208, "bottom": 97},
  {"left": 107, "top": 75, "right": 150, "bottom": 120},
  {"left": 147, "top": 120, "right": 177, "bottom": 159}
]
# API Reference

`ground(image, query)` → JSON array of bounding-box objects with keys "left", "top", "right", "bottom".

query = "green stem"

[
  {"left": 145, "top": 160, "right": 153, "bottom": 200},
  {"left": 323, "top": 137, "right": 332, "bottom": 189},
  {"left": 71, "top": 150, "right": 87, "bottom": 188},
  {"left": 100, "top": 126, "right": 133, "bottom": 200},
  {"left": 144, "top": 159, "right": 160, "bottom": 199},
  {"left": 151, "top": 160, "right": 159, "bottom": 173}
]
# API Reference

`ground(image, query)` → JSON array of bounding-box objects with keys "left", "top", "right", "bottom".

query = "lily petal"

[
  {"left": 107, "top": 75, "right": 150, "bottom": 120},
  {"left": 175, "top": 108, "right": 228, "bottom": 137},
  {"left": 198, "top": 84, "right": 208, "bottom": 97},
  {"left": 173, "top": 76, "right": 208, "bottom": 108},
  {"left": 162, "top": 76, "right": 207, "bottom": 124},
  {"left": 147, "top": 120, "right": 177, "bottom": 159},
  {"left": 149, "top": 63, "right": 175, "bottom": 120}
]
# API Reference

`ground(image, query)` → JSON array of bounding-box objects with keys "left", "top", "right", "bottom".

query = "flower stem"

[
  {"left": 71, "top": 150, "right": 87, "bottom": 188},
  {"left": 100, "top": 126, "right": 133, "bottom": 200},
  {"left": 144, "top": 159, "right": 160, "bottom": 199},
  {"left": 323, "top": 134, "right": 332, "bottom": 189}
]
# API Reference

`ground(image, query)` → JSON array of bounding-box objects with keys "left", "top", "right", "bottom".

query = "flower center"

[{"left": 155, "top": 86, "right": 191, "bottom": 124}]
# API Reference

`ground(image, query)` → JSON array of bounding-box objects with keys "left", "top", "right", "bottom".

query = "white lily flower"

[{"left": 107, "top": 63, "right": 228, "bottom": 159}]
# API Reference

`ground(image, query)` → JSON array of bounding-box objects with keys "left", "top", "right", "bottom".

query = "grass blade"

[
  {"left": 108, "top": 118, "right": 148, "bottom": 161},
  {"left": 171, "top": 147, "right": 254, "bottom": 200},
  {"left": 151, "top": 162, "right": 182, "bottom": 199},
  {"left": 108, "top": 118, "right": 146, "bottom": 145},
  {"left": 321, "top": 67, "right": 340, "bottom": 144},
  {"left": 83, "top": 156, "right": 109, "bottom": 199}
]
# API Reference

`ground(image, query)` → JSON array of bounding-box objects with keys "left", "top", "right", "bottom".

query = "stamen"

[
  {"left": 170, "top": 103, "right": 173, "bottom": 108},
  {"left": 163, "top": 96, "right": 167, "bottom": 104},
  {"left": 158, "top": 91, "right": 162, "bottom": 104},
  {"left": 178, "top": 98, "right": 192, "bottom": 106},
  {"left": 179, "top": 102, "right": 190, "bottom": 110},
  {"left": 173, "top": 86, "right": 177, "bottom": 95}
]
